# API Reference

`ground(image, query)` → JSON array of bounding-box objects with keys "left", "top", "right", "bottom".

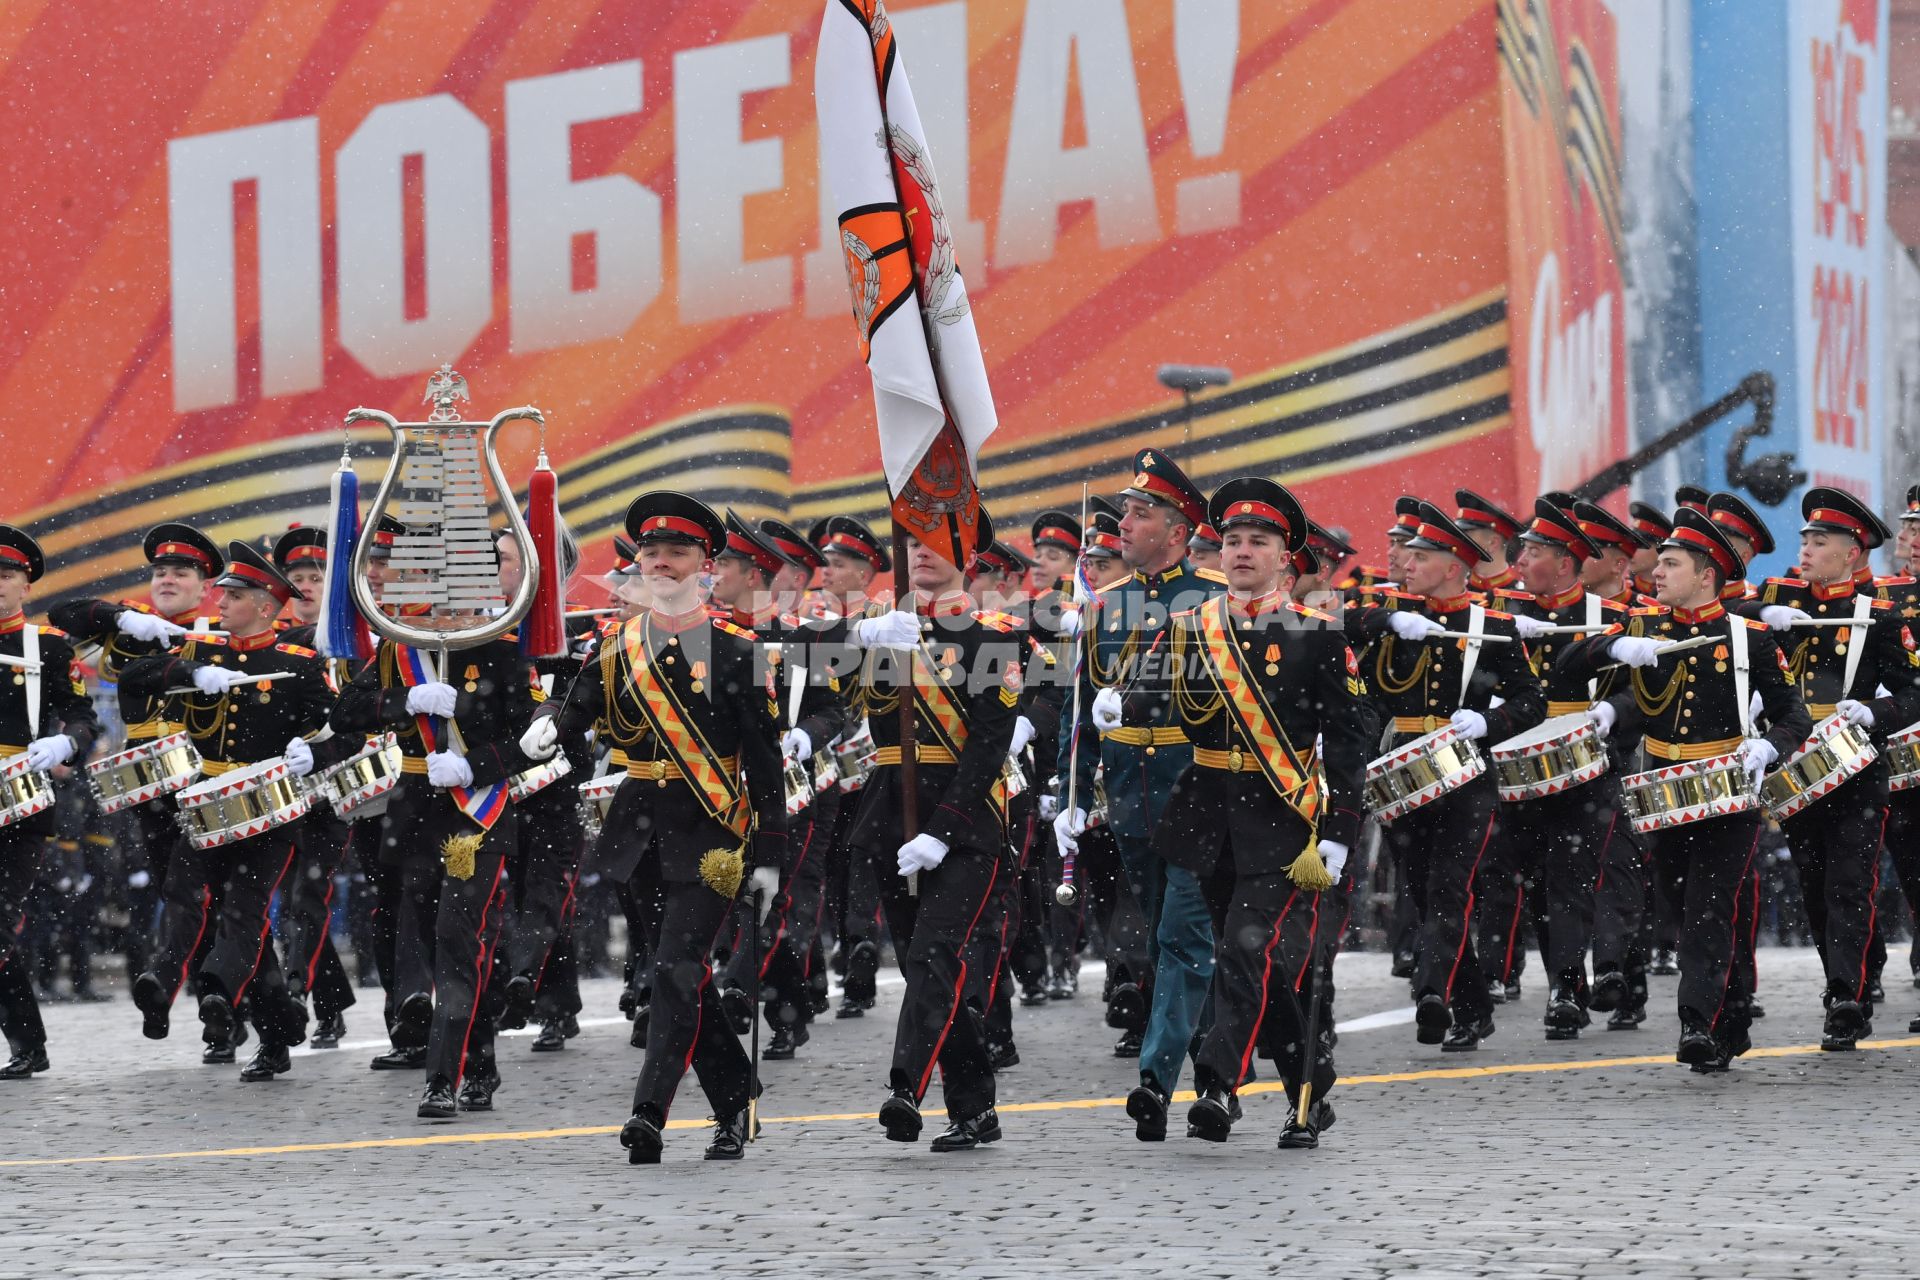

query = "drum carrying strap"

[
  {"left": 1841, "top": 592, "right": 1872, "bottom": 698},
  {"left": 1459, "top": 604, "right": 1487, "bottom": 705},
  {"left": 1732, "top": 618, "right": 1753, "bottom": 738},
  {"left": 1584, "top": 593, "right": 1605, "bottom": 703},
  {"left": 22, "top": 625, "right": 39, "bottom": 740}
]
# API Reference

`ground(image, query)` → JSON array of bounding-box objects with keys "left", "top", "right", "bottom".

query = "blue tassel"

[{"left": 319, "top": 457, "right": 368, "bottom": 660}]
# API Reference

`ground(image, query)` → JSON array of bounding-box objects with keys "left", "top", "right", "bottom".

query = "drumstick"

[
  {"left": 1786, "top": 618, "right": 1864, "bottom": 628},
  {"left": 1421, "top": 631, "right": 1515, "bottom": 644},
  {"left": 1593, "top": 632, "right": 1719, "bottom": 673},
  {"left": 0, "top": 654, "right": 42, "bottom": 671},
  {"left": 1519, "top": 624, "right": 1603, "bottom": 635},
  {"left": 159, "top": 672, "right": 294, "bottom": 697}
]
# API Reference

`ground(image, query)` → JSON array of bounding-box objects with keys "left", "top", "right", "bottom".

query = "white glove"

[
  {"left": 1748, "top": 692, "right": 1765, "bottom": 725},
  {"left": 192, "top": 665, "right": 240, "bottom": 696},
  {"left": 1835, "top": 699, "right": 1874, "bottom": 728},
  {"left": 780, "top": 728, "right": 812, "bottom": 761},
  {"left": 520, "top": 717, "right": 559, "bottom": 760},
  {"left": 1038, "top": 793, "right": 1060, "bottom": 822},
  {"left": 1092, "top": 688, "right": 1124, "bottom": 732},
  {"left": 1512, "top": 614, "right": 1556, "bottom": 641},
  {"left": 1759, "top": 605, "right": 1811, "bottom": 632},
  {"left": 1053, "top": 807, "right": 1088, "bottom": 856},
  {"left": 1608, "top": 636, "right": 1663, "bottom": 669},
  {"left": 1587, "top": 701, "right": 1616, "bottom": 739},
  {"left": 24, "top": 735, "right": 74, "bottom": 771},
  {"left": 283, "top": 737, "right": 315, "bottom": 778},
  {"left": 1319, "top": 840, "right": 1350, "bottom": 883},
  {"left": 1449, "top": 708, "right": 1488, "bottom": 741},
  {"left": 896, "top": 832, "right": 951, "bottom": 876},
  {"left": 1389, "top": 612, "right": 1445, "bottom": 641},
  {"left": 117, "top": 610, "right": 188, "bottom": 644},
  {"left": 426, "top": 751, "right": 474, "bottom": 789},
  {"left": 750, "top": 866, "right": 781, "bottom": 922},
  {"left": 852, "top": 610, "right": 923, "bottom": 651},
  {"left": 406, "top": 682, "right": 459, "bottom": 719},
  {"left": 1009, "top": 716, "right": 1036, "bottom": 756},
  {"left": 1739, "top": 737, "right": 1778, "bottom": 789},
  {"left": 128, "top": 870, "right": 151, "bottom": 890},
  {"left": 1058, "top": 607, "right": 1083, "bottom": 638}
]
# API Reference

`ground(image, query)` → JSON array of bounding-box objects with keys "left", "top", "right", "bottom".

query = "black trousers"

[
  {"left": 122, "top": 798, "right": 181, "bottom": 978},
  {"left": 363, "top": 847, "right": 404, "bottom": 1028},
  {"left": 723, "top": 791, "right": 835, "bottom": 1033},
  {"left": 381, "top": 780, "right": 514, "bottom": 1084},
  {"left": 1475, "top": 813, "right": 1530, "bottom": 985},
  {"left": 153, "top": 826, "right": 302, "bottom": 1041},
  {"left": 1077, "top": 822, "right": 1150, "bottom": 992},
  {"left": 512, "top": 794, "right": 585, "bottom": 1017},
  {"left": 1649, "top": 810, "right": 1761, "bottom": 1040},
  {"left": 864, "top": 842, "right": 1001, "bottom": 1121},
  {"left": 283, "top": 810, "right": 359, "bottom": 1021},
  {"left": 1386, "top": 776, "right": 1498, "bottom": 1023},
  {"left": 1592, "top": 821, "right": 1650, "bottom": 978},
  {"left": 1506, "top": 779, "right": 1624, "bottom": 993},
  {"left": 1886, "top": 789, "right": 1920, "bottom": 978},
  {"left": 1781, "top": 767, "right": 1889, "bottom": 1003},
  {"left": 0, "top": 830, "right": 46, "bottom": 1051},
  {"left": 628, "top": 855, "right": 753, "bottom": 1123}
]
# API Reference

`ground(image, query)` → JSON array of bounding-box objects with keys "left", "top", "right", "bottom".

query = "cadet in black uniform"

[
  {"left": 838, "top": 513, "right": 1021, "bottom": 1152},
  {"left": 1120, "top": 479, "right": 1368, "bottom": 1149},
  {"left": 1753, "top": 489, "right": 1920, "bottom": 1048},
  {"left": 122, "top": 542, "right": 345, "bottom": 1080},
  {"left": 271, "top": 525, "right": 362, "bottom": 1049},
  {"left": 1348, "top": 501, "right": 1546, "bottom": 1050},
  {"left": 520, "top": 492, "right": 786, "bottom": 1165},
  {"left": 331, "top": 575, "right": 529, "bottom": 1117},
  {"left": 1026, "top": 510, "right": 1085, "bottom": 998},
  {"left": 0, "top": 526, "right": 103, "bottom": 1079},
  {"left": 50, "top": 524, "right": 224, "bottom": 982},
  {"left": 1572, "top": 508, "right": 1810, "bottom": 1071}
]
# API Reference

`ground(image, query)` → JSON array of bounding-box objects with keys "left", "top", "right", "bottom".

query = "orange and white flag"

[{"left": 815, "top": 0, "right": 997, "bottom": 569}]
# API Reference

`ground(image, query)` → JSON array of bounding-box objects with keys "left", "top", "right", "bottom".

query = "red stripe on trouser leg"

[
  {"left": 916, "top": 860, "right": 1001, "bottom": 1103},
  {"left": 1709, "top": 826, "right": 1763, "bottom": 1033},
  {"left": 1592, "top": 813, "right": 1617, "bottom": 891},
  {"left": 1445, "top": 811, "right": 1499, "bottom": 1002},
  {"left": 451, "top": 861, "right": 507, "bottom": 1088},
  {"left": 760, "top": 817, "right": 815, "bottom": 982},
  {"left": 1855, "top": 808, "right": 1890, "bottom": 1001},
  {"left": 170, "top": 887, "right": 214, "bottom": 1004},
  {"left": 1746, "top": 869, "right": 1760, "bottom": 993},
  {"left": 1292, "top": 890, "right": 1319, "bottom": 990},
  {"left": 232, "top": 842, "right": 300, "bottom": 1006},
  {"left": 1236, "top": 891, "right": 1297, "bottom": 1088},
  {"left": 984, "top": 903, "right": 1012, "bottom": 1009},
  {"left": 304, "top": 876, "right": 338, "bottom": 990}
]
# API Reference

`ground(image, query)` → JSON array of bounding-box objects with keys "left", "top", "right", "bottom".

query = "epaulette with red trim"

[
  {"left": 33, "top": 624, "right": 68, "bottom": 639},
  {"left": 1871, "top": 597, "right": 1893, "bottom": 611},
  {"left": 780, "top": 611, "right": 802, "bottom": 629},
  {"left": 1492, "top": 588, "right": 1535, "bottom": 604},
  {"left": 1629, "top": 605, "right": 1666, "bottom": 616},
  {"left": 119, "top": 599, "right": 154, "bottom": 614},
  {"left": 1195, "top": 567, "right": 1228, "bottom": 585},
  {"left": 1738, "top": 616, "right": 1769, "bottom": 632},
  {"left": 275, "top": 642, "right": 318, "bottom": 658},
  {"left": 713, "top": 618, "right": 756, "bottom": 641},
  {"left": 1286, "top": 601, "right": 1338, "bottom": 623},
  {"left": 971, "top": 609, "right": 1018, "bottom": 633},
  {"left": 1483, "top": 608, "right": 1516, "bottom": 622},
  {"left": 1876, "top": 574, "right": 1915, "bottom": 587},
  {"left": 189, "top": 634, "right": 230, "bottom": 648},
  {"left": 1762, "top": 575, "right": 1802, "bottom": 588}
]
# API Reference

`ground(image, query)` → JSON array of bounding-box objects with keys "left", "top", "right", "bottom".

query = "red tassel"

[{"left": 522, "top": 460, "right": 565, "bottom": 658}]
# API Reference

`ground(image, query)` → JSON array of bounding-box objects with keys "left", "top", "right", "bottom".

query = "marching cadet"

[
  {"left": 1116, "top": 478, "right": 1368, "bottom": 1149},
  {"left": 1626, "top": 504, "right": 1673, "bottom": 603},
  {"left": 121, "top": 542, "right": 345, "bottom": 1080},
  {"left": 1708, "top": 492, "right": 1776, "bottom": 592},
  {"left": 519, "top": 493, "right": 786, "bottom": 1165},
  {"left": 1028, "top": 510, "right": 1087, "bottom": 998},
  {"left": 1057, "top": 447, "right": 1226, "bottom": 1099},
  {"left": 1751, "top": 489, "right": 1920, "bottom": 1049},
  {"left": 1456, "top": 489, "right": 1523, "bottom": 595},
  {"left": 0, "top": 526, "right": 102, "bottom": 1079},
  {"left": 1186, "top": 522, "right": 1223, "bottom": 574},
  {"left": 812, "top": 515, "right": 890, "bottom": 1018},
  {"left": 1503, "top": 499, "right": 1634, "bottom": 1039},
  {"left": 1574, "top": 508, "right": 1809, "bottom": 1071},
  {"left": 331, "top": 547, "right": 530, "bottom": 1117},
  {"left": 833, "top": 513, "right": 1020, "bottom": 1153},
  {"left": 1349, "top": 501, "right": 1545, "bottom": 1050},
  {"left": 50, "top": 524, "right": 223, "bottom": 984},
  {"left": 270, "top": 525, "right": 360, "bottom": 1050},
  {"left": 709, "top": 512, "right": 845, "bottom": 1061}
]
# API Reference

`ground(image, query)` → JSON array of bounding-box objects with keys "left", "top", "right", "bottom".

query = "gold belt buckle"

[
  {"left": 650, "top": 759, "right": 668, "bottom": 786},
  {"left": 1228, "top": 747, "right": 1244, "bottom": 773}
]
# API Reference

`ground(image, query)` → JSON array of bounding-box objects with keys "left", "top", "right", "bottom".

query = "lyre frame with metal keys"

[{"left": 343, "top": 401, "right": 545, "bottom": 667}]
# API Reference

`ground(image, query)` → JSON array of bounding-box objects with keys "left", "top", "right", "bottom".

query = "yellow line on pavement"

[{"left": 6, "top": 1036, "right": 1917, "bottom": 1169}]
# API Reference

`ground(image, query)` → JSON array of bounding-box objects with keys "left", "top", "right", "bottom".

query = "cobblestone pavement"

[{"left": 4, "top": 945, "right": 1919, "bottom": 1278}]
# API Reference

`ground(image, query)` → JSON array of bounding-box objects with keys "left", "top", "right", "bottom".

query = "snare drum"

[
  {"left": 87, "top": 731, "right": 202, "bottom": 814},
  {"left": 0, "top": 754, "right": 54, "bottom": 829},
  {"left": 783, "top": 757, "right": 815, "bottom": 815},
  {"left": 1618, "top": 754, "right": 1758, "bottom": 835},
  {"left": 579, "top": 773, "right": 620, "bottom": 839},
  {"left": 174, "top": 757, "right": 313, "bottom": 850},
  {"left": 833, "top": 725, "right": 876, "bottom": 793},
  {"left": 1000, "top": 754, "right": 1029, "bottom": 800},
  {"left": 1888, "top": 723, "right": 1920, "bottom": 794},
  {"left": 1490, "top": 713, "right": 1609, "bottom": 803},
  {"left": 1760, "top": 713, "right": 1877, "bottom": 820},
  {"left": 508, "top": 753, "right": 574, "bottom": 804},
  {"left": 1365, "top": 727, "right": 1485, "bottom": 823},
  {"left": 314, "top": 733, "right": 403, "bottom": 821},
  {"left": 811, "top": 749, "right": 839, "bottom": 795}
]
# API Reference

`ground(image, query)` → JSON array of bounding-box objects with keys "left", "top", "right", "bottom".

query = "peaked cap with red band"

[
  {"left": 1708, "top": 491, "right": 1775, "bottom": 556},
  {"left": 1403, "top": 501, "right": 1488, "bottom": 565},
  {"left": 216, "top": 540, "right": 298, "bottom": 604},
  {"left": 0, "top": 525, "right": 45, "bottom": 582},
  {"left": 1662, "top": 507, "right": 1746, "bottom": 581},
  {"left": 1118, "top": 447, "right": 1207, "bottom": 530},
  {"left": 1209, "top": 477, "right": 1308, "bottom": 552},
  {"left": 144, "top": 522, "right": 224, "bottom": 576},
  {"left": 1518, "top": 496, "right": 1595, "bottom": 561},
  {"left": 1454, "top": 488, "right": 1523, "bottom": 539},
  {"left": 625, "top": 491, "right": 725, "bottom": 556},
  {"left": 1800, "top": 485, "right": 1890, "bottom": 550}
]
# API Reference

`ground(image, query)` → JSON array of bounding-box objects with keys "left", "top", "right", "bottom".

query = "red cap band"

[
  {"left": 723, "top": 531, "right": 781, "bottom": 575},
  {"left": 1711, "top": 509, "right": 1763, "bottom": 542},
  {"left": 1414, "top": 521, "right": 1478, "bottom": 564},
  {"left": 824, "top": 532, "right": 881, "bottom": 566},
  {"left": 1809, "top": 507, "right": 1869, "bottom": 539},
  {"left": 1219, "top": 501, "right": 1290, "bottom": 535},
  {"left": 0, "top": 546, "right": 30, "bottom": 568},
  {"left": 283, "top": 544, "right": 326, "bottom": 564},
  {"left": 1670, "top": 525, "right": 1738, "bottom": 577},
  {"left": 154, "top": 540, "right": 213, "bottom": 570},
  {"left": 225, "top": 561, "right": 291, "bottom": 602},
  {"left": 639, "top": 514, "right": 715, "bottom": 550},
  {"left": 1034, "top": 525, "right": 1080, "bottom": 552}
]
